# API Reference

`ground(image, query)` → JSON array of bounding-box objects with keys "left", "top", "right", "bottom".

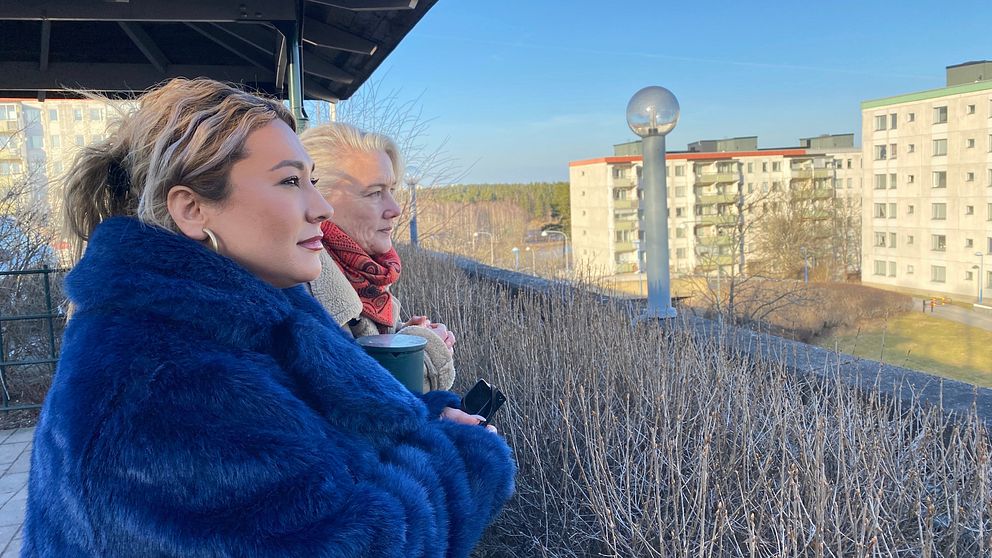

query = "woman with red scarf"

[{"left": 302, "top": 123, "right": 456, "bottom": 391}]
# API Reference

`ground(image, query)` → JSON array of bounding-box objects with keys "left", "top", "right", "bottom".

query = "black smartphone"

[{"left": 461, "top": 379, "right": 506, "bottom": 422}]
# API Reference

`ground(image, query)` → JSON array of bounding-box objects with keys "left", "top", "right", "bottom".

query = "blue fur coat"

[{"left": 23, "top": 217, "right": 515, "bottom": 557}]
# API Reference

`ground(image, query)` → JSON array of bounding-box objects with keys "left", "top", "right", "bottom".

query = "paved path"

[
  {"left": 914, "top": 298, "right": 992, "bottom": 332},
  {"left": 0, "top": 427, "right": 32, "bottom": 557}
]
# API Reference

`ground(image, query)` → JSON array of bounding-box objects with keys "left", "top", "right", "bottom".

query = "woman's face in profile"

[
  {"left": 319, "top": 149, "right": 400, "bottom": 256},
  {"left": 202, "top": 120, "right": 333, "bottom": 288}
]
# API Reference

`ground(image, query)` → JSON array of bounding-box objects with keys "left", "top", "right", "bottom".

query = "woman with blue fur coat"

[{"left": 22, "top": 78, "right": 515, "bottom": 558}]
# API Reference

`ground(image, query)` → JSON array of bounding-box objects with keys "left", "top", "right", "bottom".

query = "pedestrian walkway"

[
  {"left": 915, "top": 298, "right": 992, "bottom": 332},
  {"left": 0, "top": 427, "right": 32, "bottom": 557}
]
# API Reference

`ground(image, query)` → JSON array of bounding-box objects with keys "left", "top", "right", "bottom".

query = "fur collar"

[{"left": 66, "top": 217, "right": 427, "bottom": 436}]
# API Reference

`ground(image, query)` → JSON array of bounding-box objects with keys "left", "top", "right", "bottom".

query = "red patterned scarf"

[{"left": 321, "top": 221, "right": 402, "bottom": 331}]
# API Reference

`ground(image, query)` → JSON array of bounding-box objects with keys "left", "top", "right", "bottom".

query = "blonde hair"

[
  {"left": 62, "top": 78, "right": 294, "bottom": 261},
  {"left": 299, "top": 122, "right": 404, "bottom": 196}
]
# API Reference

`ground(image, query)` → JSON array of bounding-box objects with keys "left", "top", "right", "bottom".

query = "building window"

[
  {"left": 967, "top": 138, "right": 976, "bottom": 149},
  {"left": 874, "top": 145, "right": 887, "bottom": 160},
  {"left": 675, "top": 186, "right": 686, "bottom": 197},
  {"left": 873, "top": 203, "right": 887, "bottom": 218},
  {"left": 874, "top": 115, "right": 887, "bottom": 131},
  {"left": 73, "top": 109, "right": 83, "bottom": 121},
  {"left": 931, "top": 235, "right": 947, "bottom": 252},
  {"left": 890, "top": 113, "right": 897, "bottom": 129},
  {"left": 988, "top": 203, "right": 992, "bottom": 220},
  {"left": 907, "top": 235, "right": 914, "bottom": 245},
  {"left": 48, "top": 109, "right": 58, "bottom": 121},
  {"left": 889, "top": 233, "right": 897, "bottom": 248},
  {"left": 676, "top": 248, "right": 686, "bottom": 259},
  {"left": 988, "top": 168, "right": 992, "bottom": 186},
  {"left": 933, "top": 171, "right": 947, "bottom": 188},
  {"left": 966, "top": 205, "right": 975, "bottom": 215},
  {"left": 874, "top": 232, "right": 886, "bottom": 247},
  {"left": 847, "top": 159, "right": 852, "bottom": 169},
  {"left": 966, "top": 238, "right": 974, "bottom": 248},
  {"left": 908, "top": 174, "right": 915, "bottom": 183},
  {"left": 52, "top": 161, "right": 63, "bottom": 174},
  {"left": 675, "top": 207, "right": 685, "bottom": 217},
  {"left": 89, "top": 108, "right": 103, "bottom": 120},
  {"left": 0, "top": 104, "right": 17, "bottom": 121},
  {"left": 931, "top": 266, "right": 946, "bottom": 283},
  {"left": 889, "top": 173, "right": 897, "bottom": 189},
  {"left": 967, "top": 172, "right": 975, "bottom": 182},
  {"left": 747, "top": 162, "right": 753, "bottom": 173},
  {"left": 675, "top": 165, "right": 685, "bottom": 177},
  {"left": 967, "top": 104, "right": 976, "bottom": 115},
  {"left": 675, "top": 228, "right": 686, "bottom": 239},
  {"left": 907, "top": 264, "right": 915, "bottom": 274},
  {"left": 888, "top": 261, "right": 896, "bottom": 277},
  {"left": 847, "top": 178, "right": 853, "bottom": 189},
  {"left": 74, "top": 135, "right": 84, "bottom": 146},
  {"left": 762, "top": 162, "right": 768, "bottom": 172},
  {"left": 966, "top": 271, "right": 974, "bottom": 281},
  {"left": 933, "top": 138, "right": 947, "bottom": 156},
  {"left": 889, "top": 143, "right": 897, "bottom": 158},
  {"left": 933, "top": 106, "right": 948, "bottom": 124},
  {"left": 907, "top": 205, "right": 915, "bottom": 215},
  {"left": 873, "top": 260, "right": 886, "bottom": 276},
  {"left": 874, "top": 174, "right": 887, "bottom": 189},
  {"left": 27, "top": 136, "right": 43, "bottom": 149},
  {"left": 907, "top": 143, "right": 915, "bottom": 153},
  {"left": 932, "top": 203, "right": 947, "bottom": 220},
  {"left": 772, "top": 162, "right": 781, "bottom": 172},
  {"left": 49, "top": 135, "right": 60, "bottom": 148},
  {"left": 888, "top": 203, "right": 896, "bottom": 218}
]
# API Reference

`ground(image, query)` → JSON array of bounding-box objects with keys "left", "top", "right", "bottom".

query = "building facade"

[
  {"left": 861, "top": 62, "right": 992, "bottom": 301},
  {"left": 569, "top": 135, "right": 862, "bottom": 278}
]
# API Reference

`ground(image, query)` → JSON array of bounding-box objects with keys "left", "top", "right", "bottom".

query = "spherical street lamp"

[{"left": 627, "top": 86, "right": 680, "bottom": 319}]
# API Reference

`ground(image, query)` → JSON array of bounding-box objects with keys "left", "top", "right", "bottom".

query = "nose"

[
  {"left": 383, "top": 189, "right": 401, "bottom": 220},
  {"left": 306, "top": 186, "right": 334, "bottom": 223}
]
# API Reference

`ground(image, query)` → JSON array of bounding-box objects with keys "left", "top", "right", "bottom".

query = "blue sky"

[{"left": 357, "top": 0, "right": 992, "bottom": 184}]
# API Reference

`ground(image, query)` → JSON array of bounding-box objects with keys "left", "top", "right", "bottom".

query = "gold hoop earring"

[{"left": 202, "top": 228, "right": 220, "bottom": 253}]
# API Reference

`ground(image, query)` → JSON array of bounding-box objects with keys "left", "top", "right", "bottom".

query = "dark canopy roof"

[{"left": 0, "top": 0, "right": 438, "bottom": 101}]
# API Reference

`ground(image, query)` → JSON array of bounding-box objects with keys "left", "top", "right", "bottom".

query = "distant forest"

[{"left": 429, "top": 182, "right": 570, "bottom": 231}]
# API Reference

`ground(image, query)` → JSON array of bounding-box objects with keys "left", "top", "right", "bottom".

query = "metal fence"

[{"left": 0, "top": 265, "right": 66, "bottom": 412}]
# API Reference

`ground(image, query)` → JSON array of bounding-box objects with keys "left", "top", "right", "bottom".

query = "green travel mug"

[{"left": 356, "top": 334, "right": 428, "bottom": 394}]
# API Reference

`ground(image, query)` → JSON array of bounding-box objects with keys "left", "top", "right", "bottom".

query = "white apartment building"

[
  {"left": 570, "top": 135, "right": 862, "bottom": 278},
  {"left": 1, "top": 98, "right": 115, "bottom": 216},
  {"left": 861, "top": 61, "right": 992, "bottom": 301}
]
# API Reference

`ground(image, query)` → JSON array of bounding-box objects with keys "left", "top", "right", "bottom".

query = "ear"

[{"left": 166, "top": 185, "right": 210, "bottom": 241}]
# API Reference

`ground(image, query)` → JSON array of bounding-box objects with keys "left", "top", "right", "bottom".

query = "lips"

[{"left": 298, "top": 236, "right": 324, "bottom": 251}]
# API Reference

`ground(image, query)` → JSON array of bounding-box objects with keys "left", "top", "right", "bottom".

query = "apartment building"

[
  {"left": 861, "top": 61, "right": 992, "bottom": 301},
  {"left": 0, "top": 98, "right": 115, "bottom": 216},
  {"left": 569, "top": 134, "right": 861, "bottom": 278}
]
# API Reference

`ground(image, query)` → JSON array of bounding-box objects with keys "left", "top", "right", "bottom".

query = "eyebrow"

[{"left": 268, "top": 160, "right": 315, "bottom": 172}]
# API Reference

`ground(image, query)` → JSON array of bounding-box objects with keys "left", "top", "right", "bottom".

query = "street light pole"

[
  {"left": 404, "top": 166, "right": 420, "bottom": 247},
  {"left": 977, "top": 251, "right": 985, "bottom": 304},
  {"left": 627, "top": 86, "right": 680, "bottom": 319},
  {"left": 474, "top": 231, "right": 494, "bottom": 265},
  {"left": 541, "top": 230, "right": 569, "bottom": 273}
]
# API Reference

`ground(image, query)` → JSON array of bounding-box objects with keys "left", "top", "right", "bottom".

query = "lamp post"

[
  {"left": 404, "top": 166, "right": 420, "bottom": 247},
  {"left": 473, "top": 231, "right": 494, "bottom": 265},
  {"left": 525, "top": 245, "right": 536, "bottom": 272},
  {"left": 541, "top": 230, "right": 569, "bottom": 273},
  {"left": 511, "top": 247, "right": 520, "bottom": 271},
  {"left": 800, "top": 246, "right": 812, "bottom": 284},
  {"left": 627, "top": 85, "right": 680, "bottom": 318},
  {"left": 977, "top": 251, "right": 985, "bottom": 304}
]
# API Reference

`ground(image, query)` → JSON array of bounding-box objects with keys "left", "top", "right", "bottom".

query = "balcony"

[
  {"left": 695, "top": 254, "right": 735, "bottom": 271},
  {"left": 613, "top": 199, "right": 639, "bottom": 210},
  {"left": 614, "top": 262, "right": 638, "bottom": 274},
  {"left": 614, "top": 241, "right": 636, "bottom": 253},
  {"left": 614, "top": 219, "right": 637, "bottom": 232},
  {"left": 696, "top": 192, "right": 739, "bottom": 205},
  {"left": 697, "top": 214, "right": 738, "bottom": 227},
  {"left": 612, "top": 176, "right": 637, "bottom": 188},
  {"left": 791, "top": 168, "right": 831, "bottom": 180},
  {"left": 0, "top": 121, "right": 21, "bottom": 133},
  {"left": 694, "top": 172, "right": 737, "bottom": 184},
  {"left": 697, "top": 235, "right": 734, "bottom": 247}
]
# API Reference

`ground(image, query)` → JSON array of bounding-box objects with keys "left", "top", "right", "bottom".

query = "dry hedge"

[{"left": 395, "top": 246, "right": 991, "bottom": 558}]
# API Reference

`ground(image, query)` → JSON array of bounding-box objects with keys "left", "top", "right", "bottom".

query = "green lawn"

[{"left": 814, "top": 312, "right": 992, "bottom": 387}]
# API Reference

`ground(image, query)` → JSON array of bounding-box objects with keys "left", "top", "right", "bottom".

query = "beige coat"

[{"left": 309, "top": 251, "right": 455, "bottom": 391}]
